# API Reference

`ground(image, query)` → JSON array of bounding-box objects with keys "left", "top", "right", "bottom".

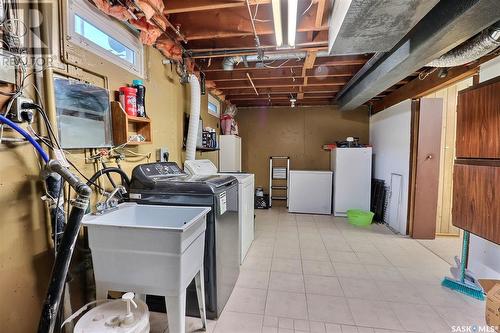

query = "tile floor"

[{"left": 151, "top": 208, "right": 486, "bottom": 333}]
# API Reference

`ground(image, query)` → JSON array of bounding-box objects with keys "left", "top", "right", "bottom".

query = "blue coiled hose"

[{"left": 0, "top": 114, "right": 50, "bottom": 163}]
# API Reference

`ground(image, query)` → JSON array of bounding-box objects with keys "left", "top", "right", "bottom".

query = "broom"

[{"left": 441, "top": 231, "right": 485, "bottom": 300}]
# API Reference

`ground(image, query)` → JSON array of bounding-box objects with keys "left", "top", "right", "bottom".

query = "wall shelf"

[{"left": 111, "top": 101, "right": 152, "bottom": 146}]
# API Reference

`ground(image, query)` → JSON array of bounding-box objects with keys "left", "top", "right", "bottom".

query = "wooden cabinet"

[
  {"left": 452, "top": 162, "right": 500, "bottom": 244},
  {"left": 453, "top": 77, "right": 500, "bottom": 245},
  {"left": 456, "top": 78, "right": 500, "bottom": 159}
]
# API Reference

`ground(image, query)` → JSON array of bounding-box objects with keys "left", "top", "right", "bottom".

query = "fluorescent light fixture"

[
  {"left": 271, "top": 0, "right": 283, "bottom": 47},
  {"left": 288, "top": 0, "right": 298, "bottom": 47}
]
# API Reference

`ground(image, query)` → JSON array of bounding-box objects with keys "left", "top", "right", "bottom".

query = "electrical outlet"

[
  {"left": 157, "top": 147, "right": 169, "bottom": 162},
  {"left": 8, "top": 96, "right": 35, "bottom": 123}
]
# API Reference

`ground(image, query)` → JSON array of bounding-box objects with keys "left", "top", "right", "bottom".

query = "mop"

[{"left": 441, "top": 231, "right": 485, "bottom": 300}]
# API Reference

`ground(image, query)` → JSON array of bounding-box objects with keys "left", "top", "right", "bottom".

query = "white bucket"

[{"left": 74, "top": 293, "right": 150, "bottom": 333}]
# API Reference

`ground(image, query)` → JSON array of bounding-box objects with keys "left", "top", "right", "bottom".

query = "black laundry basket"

[{"left": 255, "top": 194, "right": 269, "bottom": 209}]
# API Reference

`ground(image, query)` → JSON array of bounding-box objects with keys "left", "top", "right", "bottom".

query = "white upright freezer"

[
  {"left": 288, "top": 170, "right": 333, "bottom": 215},
  {"left": 331, "top": 147, "right": 372, "bottom": 216},
  {"left": 219, "top": 135, "right": 241, "bottom": 172}
]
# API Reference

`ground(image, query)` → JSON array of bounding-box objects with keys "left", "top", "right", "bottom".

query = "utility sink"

[{"left": 82, "top": 203, "right": 211, "bottom": 297}]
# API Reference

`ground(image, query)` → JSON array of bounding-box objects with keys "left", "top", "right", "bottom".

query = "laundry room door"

[{"left": 411, "top": 98, "right": 443, "bottom": 239}]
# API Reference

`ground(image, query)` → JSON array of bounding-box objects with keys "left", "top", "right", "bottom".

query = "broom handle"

[{"left": 460, "top": 231, "right": 470, "bottom": 284}]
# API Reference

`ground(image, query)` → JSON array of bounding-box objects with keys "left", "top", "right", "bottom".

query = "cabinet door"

[
  {"left": 456, "top": 78, "right": 500, "bottom": 159},
  {"left": 452, "top": 163, "right": 500, "bottom": 245}
]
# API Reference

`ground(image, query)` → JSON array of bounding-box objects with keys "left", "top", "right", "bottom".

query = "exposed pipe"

[
  {"left": 185, "top": 74, "right": 201, "bottom": 161},
  {"left": 38, "top": 160, "right": 92, "bottom": 333},
  {"left": 222, "top": 50, "right": 331, "bottom": 71},
  {"left": 0, "top": 115, "right": 49, "bottom": 162},
  {"left": 427, "top": 21, "right": 500, "bottom": 67},
  {"left": 87, "top": 167, "right": 131, "bottom": 188}
]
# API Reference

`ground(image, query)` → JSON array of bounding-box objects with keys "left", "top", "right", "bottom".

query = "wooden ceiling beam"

[
  {"left": 220, "top": 86, "right": 341, "bottom": 97},
  {"left": 206, "top": 66, "right": 358, "bottom": 81},
  {"left": 216, "top": 76, "right": 347, "bottom": 89},
  {"left": 315, "top": 0, "right": 327, "bottom": 28},
  {"left": 371, "top": 65, "right": 480, "bottom": 114},
  {"left": 170, "top": 5, "right": 328, "bottom": 41},
  {"left": 186, "top": 32, "right": 329, "bottom": 52},
  {"left": 303, "top": 51, "right": 318, "bottom": 69},
  {"left": 220, "top": 87, "right": 303, "bottom": 95},
  {"left": 234, "top": 99, "right": 334, "bottom": 107},
  {"left": 164, "top": 0, "right": 271, "bottom": 14}
]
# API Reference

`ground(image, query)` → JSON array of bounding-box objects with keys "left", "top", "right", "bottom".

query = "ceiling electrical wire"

[
  {"left": 253, "top": 4, "right": 271, "bottom": 23},
  {"left": 302, "top": 0, "right": 314, "bottom": 16}
]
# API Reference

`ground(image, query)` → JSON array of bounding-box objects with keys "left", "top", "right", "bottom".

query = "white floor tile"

[
  {"left": 304, "top": 275, "right": 343, "bottom": 296},
  {"left": 333, "top": 263, "right": 370, "bottom": 278},
  {"left": 302, "top": 260, "right": 336, "bottom": 276},
  {"left": 339, "top": 277, "right": 383, "bottom": 300},
  {"left": 213, "top": 311, "right": 263, "bottom": 333},
  {"left": 269, "top": 271, "right": 305, "bottom": 293},
  {"left": 242, "top": 256, "right": 272, "bottom": 272},
  {"left": 347, "top": 299, "right": 403, "bottom": 331},
  {"left": 272, "top": 258, "right": 303, "bottom": 274},
  {"left": 266, "top": 290, "right": 308, "bottom": 320},
  {"left": 307, "top": 294, "right": 354, "bottom": 325},
  {"left": 225, "top": 287, "right": 267, "bottom": 314},
  {"left": 237, "top": 269, "right": 270, "bottom": 289},
  {"left": 150, "top": 209, "right": 486, "bottom": 333}
]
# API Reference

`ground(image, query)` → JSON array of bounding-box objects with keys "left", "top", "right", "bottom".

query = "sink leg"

[
  {"left": 165, "top": 292, "right": 186, "bottom": 333},
  {"left": 195, "top": 268, "right": 207, "bottom": 330}
]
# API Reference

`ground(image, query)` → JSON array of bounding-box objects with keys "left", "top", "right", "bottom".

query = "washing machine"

[{"left": 128, "top": 162, "right": 239, "bottom": 319}]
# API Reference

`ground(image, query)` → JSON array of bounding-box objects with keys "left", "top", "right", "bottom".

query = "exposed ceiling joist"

[
  {"left": 304, "top": 51, "right": 318, "bottom": 69},
  {"left": 315, "top": 0, "right": 327, "bottom": 28},
  {"left": 164, "top": 0, "right": 271, "bottom": 14},
  {"left": 215, "top": 76, "right": 348, "bottom": 89},
  {"left": 371, "top": 63, "right": 483, "bottom": 113},
  {"left": 169, "top": 4, "right": 328, "bottom": 41},
  {"left": 337, "top": 0, "right": 500, "bottom": 111},
  {"left": 205, "top": 65, "right": 361, "bottom": 81}
]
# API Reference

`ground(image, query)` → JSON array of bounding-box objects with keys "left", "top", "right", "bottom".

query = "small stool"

[{"left": 96, "top": 265, "right": 207, "bottom": 333}]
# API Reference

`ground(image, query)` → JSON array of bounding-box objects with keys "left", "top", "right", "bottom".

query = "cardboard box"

[{"left": 480, "top": 279, "right": 500, "bottom": 331}]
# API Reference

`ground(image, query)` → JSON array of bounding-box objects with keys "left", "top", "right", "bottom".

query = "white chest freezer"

[{"left": 288, "top": 170, "right": 333, "bottom": 215}]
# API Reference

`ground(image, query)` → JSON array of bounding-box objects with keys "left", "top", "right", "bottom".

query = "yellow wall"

[
  {"left": 0, "top": 2, "right": 218, "bottom": 331},
  {"left": 236, "top": 105, "right": 370, "bottom": 196}
]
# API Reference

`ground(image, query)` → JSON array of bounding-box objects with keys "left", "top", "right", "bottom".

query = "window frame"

[
  {"left": 208, "top": 94, "right": 221, "bottom": 118},
  {"left": 67, "top": 0, "right": 144, "bottom": 77}
]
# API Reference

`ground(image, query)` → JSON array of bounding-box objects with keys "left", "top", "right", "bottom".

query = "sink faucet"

[{"left": 95, "top": 185, "right": 127, "bottom": 214}]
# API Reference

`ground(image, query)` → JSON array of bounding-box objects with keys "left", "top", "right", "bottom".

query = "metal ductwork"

[
  {"left": 336, "top": 0, "right": 500, "bottom": 111},
  {"left": 222, "top": 50, "right": 331, "bottom": 71},
  {"left": 428, "top": 21, "right": 500, "bottom": 67}
]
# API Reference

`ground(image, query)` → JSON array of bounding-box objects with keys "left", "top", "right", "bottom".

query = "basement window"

[
  {"left": 208, "top": 94, "right": 220, "bottom": 118},
  {"left": 67, "top": 0, "right": 144, "bottom": 76}
]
